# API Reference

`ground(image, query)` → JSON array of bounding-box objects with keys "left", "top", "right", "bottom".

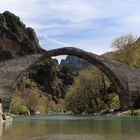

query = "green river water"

[{"left": 0, "top": 115, "right": 140, "bottom": 140}]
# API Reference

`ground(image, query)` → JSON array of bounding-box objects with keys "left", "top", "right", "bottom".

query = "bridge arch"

[{"left": 14, "top": 47, "right": 130, "bottom": 110}]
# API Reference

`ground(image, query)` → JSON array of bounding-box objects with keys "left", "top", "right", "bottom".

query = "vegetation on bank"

[
  {"left": 65, "top": 67, "right": 119, "bottom": 114},
  {"left": 10, "top": 76, "right": 65, "bottom": 115},
  {"left": 125, "top": 109, "right": 140, "bottom": 116},
  {"left": 10, "top": 58, "right": 76, "bottom": 115}
]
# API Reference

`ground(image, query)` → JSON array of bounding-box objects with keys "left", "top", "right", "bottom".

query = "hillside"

[{"left": 0, "top": 11, "right": 42, "bottom": 60}]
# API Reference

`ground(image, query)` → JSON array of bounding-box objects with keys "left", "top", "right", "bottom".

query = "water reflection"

[
  {"left": 0, "top": 121, "right": 12, "bottom": 137},
  {"left": 0, "top": 115, "right": 140, "bottom": 140}
]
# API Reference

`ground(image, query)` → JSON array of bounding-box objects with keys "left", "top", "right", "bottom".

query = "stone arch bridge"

[{"left": 0, "top": 47, "right": 140, "bottom": 112}]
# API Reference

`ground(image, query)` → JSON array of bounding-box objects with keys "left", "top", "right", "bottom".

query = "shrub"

[{"left": 12, "top": 104, "right": 28, "bottom": 115}]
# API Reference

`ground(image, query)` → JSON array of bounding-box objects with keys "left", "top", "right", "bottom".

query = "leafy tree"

[
  {"left": 65, "top": 67, "right": 118, "bottom": 114},
  {"left": 21, "top": 76, "right": 40, "bottom": 113},
  {"left": 11, "top": 76, "right": 41, "bottom": 114},
  {"left": 111, "top": 34, "right": 138, "bottom": 65},
  {"left": 11, "top": 104, "right": 28, "bottom": 115}
]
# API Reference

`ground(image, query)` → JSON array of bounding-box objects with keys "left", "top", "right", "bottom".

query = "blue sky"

[{"left": 0, "top": 0, "right": 140, "bottom": 58}]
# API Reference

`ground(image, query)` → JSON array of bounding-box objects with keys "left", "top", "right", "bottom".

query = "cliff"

[
  {"left": 0, "top": 11, "right": 42, "bottom": 60},
  {"left": 60, "top": 55, "right": 91, "bottom": 72}
]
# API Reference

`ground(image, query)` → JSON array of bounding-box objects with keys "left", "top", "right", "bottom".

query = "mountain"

[
  {"left": 0, "top": 11, "right": 42, "bottom": 60},
  {"left": 60, "top": 55, "right": 91, "bottom": 72}
]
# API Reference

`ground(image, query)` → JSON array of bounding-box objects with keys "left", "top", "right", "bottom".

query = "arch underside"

[{"left": 0, "top": 47, "right": 140, "bottom": 112}]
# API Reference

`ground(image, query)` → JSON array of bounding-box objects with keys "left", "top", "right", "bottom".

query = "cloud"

[
  {"left": 45, "top": 38, "right": 71, "bottom": 47},
  {"left": 0, "top": 0, "right": 140, "bottom": 56},
  {"left": 32, "top": 0, "right": 99, "bottom": 22},
  {"left": 39, "top": 36, "right": 71, "bottom": 50}
]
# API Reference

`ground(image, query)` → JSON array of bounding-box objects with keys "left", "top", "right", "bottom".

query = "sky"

[{"left": 0, "top": 0, "right": 140, "bottom": 60}]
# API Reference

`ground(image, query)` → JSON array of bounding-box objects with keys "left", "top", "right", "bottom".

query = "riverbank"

[
  {"left": 8, "top": 107, "right": 140, "bottom": 117},
  {"left": 99, "top": 109, "right": 140, "bottom": 116},
  {"left": 79, "top": 109, "right": 140, "bottom": 117}
]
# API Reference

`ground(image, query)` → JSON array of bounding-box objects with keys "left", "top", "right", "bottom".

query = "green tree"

[
  {"left": 111, "top": 34, "right": 138, "bottom": 65},
  {"left": 65, "top": 67, "right": 118, "bottom": 114},
  {"left": 21, "top": 76, "right": 40, "bottom": 113}
]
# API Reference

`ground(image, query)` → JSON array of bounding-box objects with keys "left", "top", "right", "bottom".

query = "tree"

[
  {"left": 21, "top": 76, "right": 41, "bottom": 113},
  {"left": 111, "top": 34, "right": 138, "bottom": 65},
  {"left": 65, "top": 67, "right": 118, "bottom": 114}
]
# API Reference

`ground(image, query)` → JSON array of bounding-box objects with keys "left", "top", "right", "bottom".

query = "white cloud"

[
  {"left": 44, "top": 1, "right": 97, "bottom": 20},
  {"left": 0, "top": 0, "right": 140, "bottom": 57},
  {"left": 40, "top": 37, "right": 71, "bottom": 49},
  {"left": 61, "top": 37, "right": 114, "bottom": 55},
  {"left": 0, "top": 0, "right": 98, "bottom": 23}
]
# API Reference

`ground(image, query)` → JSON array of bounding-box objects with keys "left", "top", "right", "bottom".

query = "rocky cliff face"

[
  {"left": 60, "top": 55, "right": 91, "bottom": 72},
  {"left": 0, "top": 11, "right": 42, "bottom": 60}
]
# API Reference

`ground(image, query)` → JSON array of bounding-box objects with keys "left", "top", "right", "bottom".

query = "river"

[{"left": 0, "top": 115, "right": 140, "bottom": 140}]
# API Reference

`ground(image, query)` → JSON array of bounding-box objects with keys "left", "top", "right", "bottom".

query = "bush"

[
  {"left": 12, "top": 104, "right": 29, "bottom": 115},
  {"left": 65, "top": 67, "right": 119, "bottom": 114},
  {"left": 110, "top": 95, "right": 120, "bottom": 109}
]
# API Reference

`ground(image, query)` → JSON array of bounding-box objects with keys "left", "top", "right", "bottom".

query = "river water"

[{"left": 0, "top": 115, "right": 140, "bottom": 140}]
